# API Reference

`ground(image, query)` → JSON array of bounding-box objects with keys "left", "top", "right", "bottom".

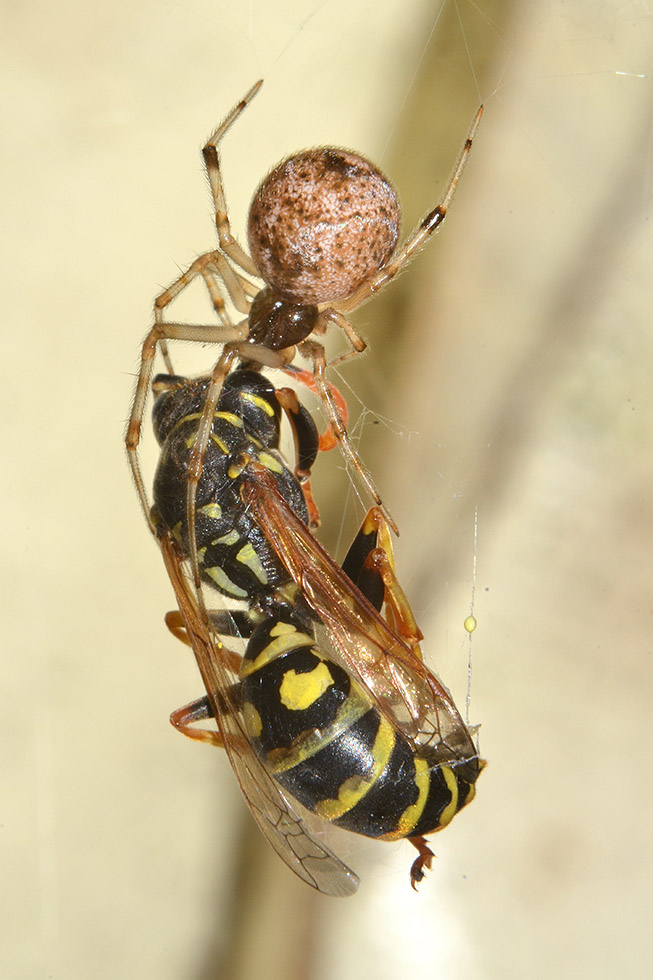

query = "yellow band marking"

[
  {"left": 265, "top": 688, "right": 371, "bottom": 774},
  {"left": 269, "top": 621, "right": 298, "bottom": 637},
  {"left": 171, "top": 408, "right": 243, "bottom": 427},
  {"left": 210, "top": 432, "right": 229, "bottom": 454},
  {"left": 257, "top": 451, "right": 283, "bottom": 474},
  {"left": 216, "top": 411, "right": 243, "bottom": 428},
  {"left": 242, "top": 701, "right": 263, "bottom": 738},
  {"left": 239, "top": 628, "right": 315, "bottom": 678},
  {"left": 436, "top": 766, "right": 460, "bottom": 828},
  {"left": 312, "top": 715, "right": 395, "bottom": 821},
  {"left": 203, "top": 564, "right": 247, "bottom": 598},
  {"left": 243, "top": 392, "right": 275, "bottom": 417},
  {"left": 199, "top": 502, "right": 222, "bottom": 520},
  {"left": 279, "top": 662, "right": 334, "bottom": 711},
  {"left": 212, "top": 530, "right": 240, "bottom": 547},
  {"left": 385, "top": 756, "right": 432, "bottom": 840},
  {"left": 236, "top": 542, "right": 268, "bottom": 584},
  {"left": 169, "top": 411, "right": 202, "bottom": 441},
  {"left": 227, "top": 461, "right": 246, "bottom": 479}
]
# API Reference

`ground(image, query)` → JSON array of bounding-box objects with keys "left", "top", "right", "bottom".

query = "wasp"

[{"left": 149, "top": 367, "right": 483, "bottom": 896}]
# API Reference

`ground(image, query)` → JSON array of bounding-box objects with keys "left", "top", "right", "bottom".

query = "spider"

[{"left": 126, "top": 80, "right": 482, "bottom": 547}]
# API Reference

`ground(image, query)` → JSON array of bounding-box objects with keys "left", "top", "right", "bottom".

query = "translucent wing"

[
  {"left": 159, "top": 532, "right": 359, "bottom": 898},
  {"left": 241, "top": 471, "right": 477, "bottom": 766}
]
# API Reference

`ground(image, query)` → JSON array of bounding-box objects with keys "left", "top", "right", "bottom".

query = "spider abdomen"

[{"left": 248, "top": 148, "right": 400, "bottom": 305}]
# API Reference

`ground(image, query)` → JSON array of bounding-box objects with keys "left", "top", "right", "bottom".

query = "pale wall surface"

[{"left": 2, "top": 2, "right": 651, "bottom": 978}]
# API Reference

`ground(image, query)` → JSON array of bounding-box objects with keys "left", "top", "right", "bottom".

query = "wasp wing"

[
  {"left": 159, "top": 532, "right": 359, "bottom": 898},
  {"left": 241, "top": 472, "right": 477, "bottom": 766}
]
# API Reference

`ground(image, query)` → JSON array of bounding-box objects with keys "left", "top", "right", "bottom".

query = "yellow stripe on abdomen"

[{"left": 313, "top": 715, "right": 395, "bottom": 821}]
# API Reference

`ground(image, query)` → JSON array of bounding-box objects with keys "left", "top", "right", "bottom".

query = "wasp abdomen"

[{"left": 240, "top": 615, "right": 477, "bottom": 843}]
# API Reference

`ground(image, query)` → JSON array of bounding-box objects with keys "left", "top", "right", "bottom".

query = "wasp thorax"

[{"left": 247, "top": 148, "right": 400, "bottom": 305}]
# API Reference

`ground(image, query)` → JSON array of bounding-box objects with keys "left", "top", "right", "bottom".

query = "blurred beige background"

[{"left": 2, "top": 1, "right": 652, "bottom": 978}]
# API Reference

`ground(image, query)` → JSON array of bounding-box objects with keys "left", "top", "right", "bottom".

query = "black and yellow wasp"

[{"left": 148, "top": 366, "right": 483, "bottom": 897}]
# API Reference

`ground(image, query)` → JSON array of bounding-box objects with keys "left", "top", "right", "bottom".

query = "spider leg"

[
  {"left": 336, "top": 104, "right": 483, "bottom": 315},
  {"left": 133, "top": 80, "right": 266, "bottom": 406},
  {"left": 183, "top": 338, "right": 293, "bottom": 608},
  {"left": 184, "top": 347, "right": 241, "bottom": 607},
  {"left": 154, "top": 250, "right": 256, "bottom": 328},
  {"left": 202, "top": 80, "right": 263, "bottom": 278},
  {"left": 317, "top": 307, "right": 367, "bottom": 355},
  {"left": 125, "top": 318, "right": 250, "bottom": 534},
  {"left": 297, "top": 338, "right": 399, "bottom": 535},
  {"left": 128, "top": 243, "right": 259, "bottom": 535},
  {"left": 134, "top": 81, "right": 265, "bottom": 411}
]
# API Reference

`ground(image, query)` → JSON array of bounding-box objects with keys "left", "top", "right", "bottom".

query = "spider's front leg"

[
  {"left": 336, "top": 104, "right": 483, "bottom": 315},
  {"left": 182, "top": 336, "right": 297, "bottom": 598},
  {"left": 298, "top": 336, "right": 399, "bottom": 536},
  {"left": 154, "top": 249, "right": 255, "bottom": 337},
  {"left": 202, "top": 79, "right": 263, "bottom": 278},
  {"left": 126, "top": 318, "right": 249, "bottom": 535}
]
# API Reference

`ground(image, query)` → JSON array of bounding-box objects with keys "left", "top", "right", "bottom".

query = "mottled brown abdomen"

[{"left": 248, "top": 148, "right": 400, "bottom": 304}]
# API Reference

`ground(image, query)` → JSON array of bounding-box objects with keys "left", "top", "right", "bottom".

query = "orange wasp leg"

[
  {"left": 342, "top": 507, "right": 424, "bottom": 660},
  {"left": 170, "top": 698, "right": 225, "bottom": 748},
  {"left": 408, "top": 836, "right": 436, "bottom": 891},
  {"left": 164, "top": 610, "right": 243, "bottom": 672},
  {"left": 273, "top": 383, "right": 322, "bottom": 528},
  {"left": 281, "top": 364, "right": 350, "bottom": 453}
]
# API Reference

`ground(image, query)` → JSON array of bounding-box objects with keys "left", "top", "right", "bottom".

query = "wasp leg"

[
  {"left": 274, "top": 384, "right": 321, "bottom": 526},
  {"left": 343, "top": 508, "right": 424, "bottom": 659},
  {"left": 341, "top": 509, "right": 385, "bottom": 611},
  {"left": 280, "top": 365, "right": 350, "bottom": 454},
  {"left": 408, "top": 836, "right": 435, "bottom": 890},
  {"left": 164, "top": 610, "right": 244, "bottom": 672},
  {"left": 165, "top": 610, "right": 193, "bottom": 646},
  {"left": 206, "top": 610, "right": 254, "bottom": 638},
  {"left": 364, "top": 549, "right": 424, "bottom": 660},
  {"left": 171, "top": 697, "right": 225, "bottom": 748},
  {"left": 171, "top": 691, "right": 248, "bottom": 751},
  {"left": 275, "top": 386, "right": 320, "bottom": 476},
  {"left": 277, "top": 366, "right": 356, "bottom": 528}
]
